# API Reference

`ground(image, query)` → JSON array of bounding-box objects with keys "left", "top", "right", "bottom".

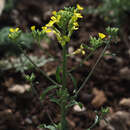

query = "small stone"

[
  {"left": 73, "top": 104, "right": 86, "bottom": 112},
  {"left": 25, "top": 118, "right": 32, "bottom": 124},
  {"left": 0, "top": 0, "right": 5, "bottom": 15},
  {"left": 119, "top": 98, "right": 130, "bottom": 108},
  {"left": 116, "top": 57, "right": 123, "bottom": 64},
  {"left": 68, "top": 46, "right": 74, "bottom": 54},
  {"left": 120, "top": 67, "right": 130, "bottom": 80},
  {"left": 32, "top": 115, "right": 39, "bottom": 124},
  {"left": 8, "top": 84, "right": 31, "bottom": 94}
]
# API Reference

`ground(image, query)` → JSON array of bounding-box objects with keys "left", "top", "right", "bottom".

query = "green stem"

[
  {"left": 61, "top": 105, "right": 68, "bottom": 130},
  {"left": 62, "top": 45, "right": 67, "bottom": 89},
  {"left": 76, "top": 44, "right": 109, "bottom": 96},
  {"left": 61, "top": 45, "right": 68, "bottom": 130}
]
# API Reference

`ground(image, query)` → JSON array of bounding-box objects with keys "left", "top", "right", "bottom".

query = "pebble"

[
  {"left": 0, "top": 0, "right": 5, "bottom": 15},
  {"left": 119, "top": 98, "right": 130, "bottom": 108},
  {"left": 25, "top": 118, "right": 33, "bottom": 124},
  {"left": 8, "top": 84, "right": 31, "bottom": 94},
  {"left": 73, "top": 104, "right": 86, "bottom": 112},
  {"left": 120, "top": 67, "right": 130, "bottom": 80}
]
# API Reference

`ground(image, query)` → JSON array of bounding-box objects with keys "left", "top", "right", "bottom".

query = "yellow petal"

[
  {"left": 74, "top": 13, "right": 83, "bottom": 18},
  {"left": 15, "top": 28, "right": 19, "bottom": 32},
  {"left": 45, "top": 29, "right": 52, "bottom": 33},
  {"left": 31, "top": 26, "right": 35, "bottom": 31},
  {"left": 42, "top": 26, "right": 47, "bottom": 30},
  {"left": 46, "top": 20, "right": 55, "bottom": 27},
  {"left": 98, "top": 33, "right": 106, "bottom": 39},
  {"left": 73, "top": 26, "right": 79, "bottom": 30},
  {"left": 77, "top": 4, "right": 84, "bottom": 10},
  {"left": 73, "top": 22, "right": 79, "bottom": 26},
  {"left": 51, "top": 16, "right": 56, "bottom": 21},
  {"left": 81, "top": 50, "right": 85, "bottom": 55},
  {"left": 52, "top": 11, "right": 56, "bottom": 15},
  {"left": 10, "top": 28, "right": 15, "bottom": 33}
]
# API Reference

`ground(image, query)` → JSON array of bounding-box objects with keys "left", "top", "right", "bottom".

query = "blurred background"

[{"left": 0, "top": 0, "right": 130, "bottom": 130}]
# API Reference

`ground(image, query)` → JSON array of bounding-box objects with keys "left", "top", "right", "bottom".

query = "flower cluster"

[
  {"left": 31, "top": 26, "right": 46, "bottom": 43},
  {"left": 31, "top": 4, "right": 84, "bottom": 47},
  {"left": 8, "top": 27, "right": 21, "bottom": 40}
]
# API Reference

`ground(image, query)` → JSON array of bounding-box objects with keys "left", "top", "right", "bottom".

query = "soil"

[{"left": 0, "top": 0, "right": 130, "bottom": 130}]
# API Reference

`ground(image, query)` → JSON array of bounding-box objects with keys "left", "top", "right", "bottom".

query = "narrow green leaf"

[
  {"left": 40, "top": 85, "right": 58, "bottom": 100},
  {"left": 78, "top": 102, "right": 83, "bottom": 109},
  {"left": 68, "top": 73, "right": 77, "bottom": 89},
  {"left": 38, "top": 124, "right": 56, "bottom": 130},
  {"left": 50, "top": 98, "right": 60, "bottom": 105},
  {"left": 56, "top": 66, "right": 62, "bottom": 83},
  {"left": 43, "top": 124, "right": 56, "bottom": 130},
  {"left": 66, "top": 100, "right": 83, "bottom": 109},
  {"left": 38, "top": 124, "right": 44, "bottom": 128}
]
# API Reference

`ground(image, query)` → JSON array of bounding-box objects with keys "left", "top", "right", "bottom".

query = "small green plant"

[
  {"left": 8, "top": 4, "right": 118, "bottom": 130},
  {"left": 86, "top": 0, "right": 130, "bottom": 26}
]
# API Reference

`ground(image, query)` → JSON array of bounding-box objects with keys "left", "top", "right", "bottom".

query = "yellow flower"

[
  {"left": 46, "top": 20, "right": 55, "bottom": 27},
  {"left": 15, "top": 28, "right": 19, "bottom": 32},
  {"left": 42, "top": 26, "right": 52, "bottom": 33},
  {"left": 51, "top": 16, "right": 57, "bottom": 21},
  {"left": 72, "top": 44, "right": 85, "bottom": 55},
  {"left": 46, "top": 15, "right": 61, "bottom": 27},
  {"left": 98, "top": 33, "right": 106, "bottom": 39},
  {"left": 42, "top": 26, "right": 47, "bottom": 30},
  {"left": 81, "top": 50, "right": 85, "bottom": 55},
  {"left": 10, "top": 27, "right": 20, "bottom": 33},
  {"left": 73, "top": 26, "right": 79, "bottom": 30},
  {"left": 77, "top": 4, "right": 84, "bottom": 10},
  {"left": 74, "top": 12, "right": 83, "bottom": 18},
  {"left": 73, "top": 22, "right": 79, "bottom": 27},
  {"left": 52, "top": 11, "right": 57, "bottom": 15},
  {"left": 45, "top": 29, "right": 52, "bottom": 33},
  {"left": 31, "top": 26, "right": 35, "bottom": 31},
  {"left": 10, "top": 28, "right": 15, "bottom": 33}
]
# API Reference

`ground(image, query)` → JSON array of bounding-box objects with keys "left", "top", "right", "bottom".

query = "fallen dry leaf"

[{"left": 91, "top": 88, "right": 107, "bottom": 108}]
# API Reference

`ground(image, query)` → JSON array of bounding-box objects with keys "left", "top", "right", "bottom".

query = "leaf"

[
  {"left": 0, "top": 55, "right": 54, "bottom": 72},
  {"left": 94, "top": 115, "right": 99, "bottom": 124},
  {"left": 77, "top": 102, "right": 83, "bottom": 109},
  {"left": 43, "top": 124, "right": 56, "bottom": 130},
  {"left": 40, "top": 85, "right": 58, "bottom": 100},
  {"left": 38, "top": 124, "right": 56, "bottom": 130},
  {"left": 68, "top": 73, "right": 77, "bottom": 89},
  {"left": 50, "top": 98, "right": 60, "bottom": 105},
  {"left": 66, "top": 100, "right": 83, "bottom": 109},
  {"left": 56, "top": 66, "right": 62, "bottom": 83}
]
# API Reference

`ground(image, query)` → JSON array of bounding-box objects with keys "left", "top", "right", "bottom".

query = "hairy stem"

[
  {"left": 61, "top": 45, "right": 68, "bottom": 130},
  {"left": 76, "top": 44, "right": 109, "bottom": 96}
]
